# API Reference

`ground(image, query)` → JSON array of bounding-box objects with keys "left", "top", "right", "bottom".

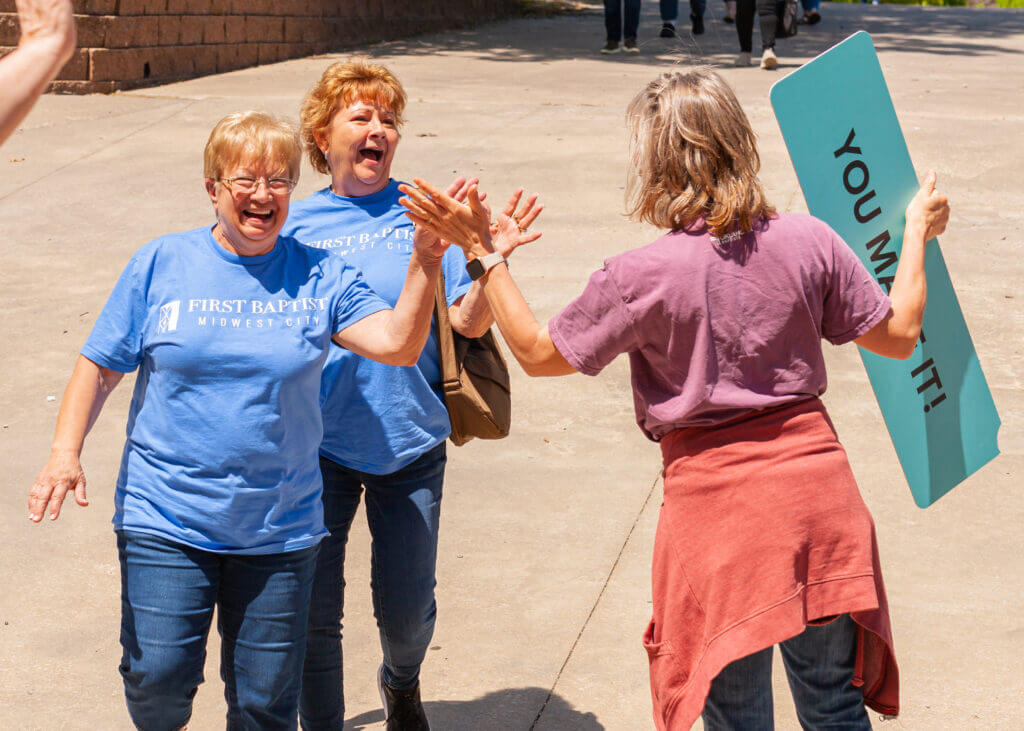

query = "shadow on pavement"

[
  {"left": 372, "top": 2, "right": 1024, "bottom": 67},
  {"left": 344, "top": 686, "right": 604, "bottom": 730}
]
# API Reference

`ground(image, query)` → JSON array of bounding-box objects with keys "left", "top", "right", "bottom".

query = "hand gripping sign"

[{"left": 770, "top": 31, "right": 1000, "bottom": 508}]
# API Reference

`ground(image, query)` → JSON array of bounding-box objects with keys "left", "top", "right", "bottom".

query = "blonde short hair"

[
  {"left": 625, "top": 68, "right": 775, "bottom": 237},
  {"left": 203, "top": 111, "right": 301, "bottom": 182},
  {"left": 299, "top": 57, "right": 407, "bottom": 175}
]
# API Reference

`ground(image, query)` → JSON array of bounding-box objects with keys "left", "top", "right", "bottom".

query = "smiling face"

[
  {"left": 315, "top": 99, "right": 400, "bottom": 197},
  {"left": 205, "top": 156, "right": 293, "bottom": 257}
]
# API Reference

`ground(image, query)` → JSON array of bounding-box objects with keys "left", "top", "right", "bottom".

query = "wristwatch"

[{"left": 465, "top": 252, "right": 506, "bottom": 281}]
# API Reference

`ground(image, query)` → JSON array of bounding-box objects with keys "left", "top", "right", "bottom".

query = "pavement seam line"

[
  {"left": 529, "top": 467, "right": 662, "bottom": 731},
  {"left": 0, "top": 100, "right": 198, "bottom": 204}
]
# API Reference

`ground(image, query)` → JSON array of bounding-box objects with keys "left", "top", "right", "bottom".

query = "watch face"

[{"left": 466, "top": 258, "right": 485, "bottom": 281}]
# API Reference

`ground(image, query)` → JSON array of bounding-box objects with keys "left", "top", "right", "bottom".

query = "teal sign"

[{"left": 770, "top": 31, "right": 1000, "bottom": 507}]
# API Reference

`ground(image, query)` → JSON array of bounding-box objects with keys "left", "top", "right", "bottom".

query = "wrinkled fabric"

[
  {"left": 548, "top": 214, "right": 891, "bottom": 439},
  {"left": 648, "top": 399, "right": 898, "bottom": 729}
]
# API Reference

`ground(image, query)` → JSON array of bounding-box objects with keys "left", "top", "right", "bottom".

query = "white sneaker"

[
  {"left": 760, "top": 47, "right": 777, "bottom": 69},
  {"left": 735, "top": 52, "right": 751, "bottom": 66}
]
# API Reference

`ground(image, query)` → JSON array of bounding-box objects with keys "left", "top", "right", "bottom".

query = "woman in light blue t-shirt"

[
  {"left": 27, "top": 111, "right": 448, "bottom": 730},
  {"left": 282, "top": 59, "right": 541, "bottom": 730}
]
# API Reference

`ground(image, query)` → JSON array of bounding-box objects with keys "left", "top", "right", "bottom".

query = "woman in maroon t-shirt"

[{"left": 400, "top": 67, "right": 949, "bottom": 730}]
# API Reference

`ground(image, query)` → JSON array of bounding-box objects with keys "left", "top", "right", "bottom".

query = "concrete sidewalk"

[{"left": 2, "top": 2, "right": 1022, "bottom": 728}]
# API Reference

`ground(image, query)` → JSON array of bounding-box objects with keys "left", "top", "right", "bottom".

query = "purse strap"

[{"left": 433, "top": 267, "right": 461, "bottom": 393}]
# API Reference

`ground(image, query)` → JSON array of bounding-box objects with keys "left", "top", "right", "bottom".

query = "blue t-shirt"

[
  {"left": 283, "top": 180, "right": 473, "bottom": 474},
  {"left": 81, "top": 227, "right": 390, "bottom": 554}
]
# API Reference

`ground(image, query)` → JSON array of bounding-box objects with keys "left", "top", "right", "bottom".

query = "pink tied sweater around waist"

[{"left": 645, "top": 398, "right": 898, "bottom": 729}]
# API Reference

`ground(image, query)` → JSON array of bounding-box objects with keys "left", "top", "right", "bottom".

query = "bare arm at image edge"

[{"left": 0, "top": 0, "right": 76, "bottom": 146}]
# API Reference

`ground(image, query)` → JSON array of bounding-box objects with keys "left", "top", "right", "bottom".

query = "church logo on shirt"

[
  {"left": 302, "top": 225, "right": 414, "bottom": 256},
  {"left": 158, "top": 300, "right": 181, "bottom": 333}
]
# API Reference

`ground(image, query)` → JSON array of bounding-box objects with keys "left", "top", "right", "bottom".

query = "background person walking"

[
  {"left": 602, "top": 0, "right": 641, "bottom": 53},
  {"left": 658, "top": 0, "right": 706, "bottom": 37},
  {"left": 735, "top": 0, "right": 780, "bottom": 68}
]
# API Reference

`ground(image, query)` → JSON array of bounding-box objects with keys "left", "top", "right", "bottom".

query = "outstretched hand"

[
  {"left": 906, "top": 170, "right": 949, "bottom": 243},
  {"left": 491, "top": 189, "right": 543, "bottom": 258}
]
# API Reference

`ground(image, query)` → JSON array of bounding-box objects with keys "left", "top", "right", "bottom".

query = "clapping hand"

[
  {"left": 401, "top": 179, "right": 543, "bottom": 260},
  {"left": 401, "top": 179, "right": 492, "bottom": 259},
  {"left": 411, "top": 176, "right": 491, "bottom": 260}
]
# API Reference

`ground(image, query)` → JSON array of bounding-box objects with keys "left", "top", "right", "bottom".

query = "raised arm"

[
  {"left": 0, "top": 0, "right": 76, "bottom": 146},
  {"left": 448, "top": 187, "right": 544, "bottom": 338},
  {"left": 854, "top": 171, "right": 950, "bottom": 359},
  {"left": 400, "top": 179, "right": 575, "bottom": 377},
  {"left": 29, "top": 355, "right": 123, "bottom": 522},
  {"left": 332, "top": 233, "right": 444, "bottom": 366}
]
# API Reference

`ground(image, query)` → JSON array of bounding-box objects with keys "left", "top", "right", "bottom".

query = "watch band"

[{"left": 466, "top": 251, "right": 506, "bottom": 281}]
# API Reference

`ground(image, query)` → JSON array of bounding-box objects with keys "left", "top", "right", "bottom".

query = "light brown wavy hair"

[
  {"left": 299, "top": 57, "right": 407, "bottom": 175},
  {"left": 625, "top": 67, "right": 775, "bottom": 237},
  {"left": 203, "top": 111, "right": 301, "bottom": 181}
]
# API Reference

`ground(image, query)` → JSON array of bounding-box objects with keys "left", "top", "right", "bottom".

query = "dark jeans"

[
  {"left": 117, "top": 530, "right": 318, "bottom": 731},
  {"left": 660, "top": 0, "right": 707, "bottom": 20},
  {"left": 736, "top": 0, "right": 777, "bottom": 52},
  {"left": 300, "top": 443, "right": 446, "bottom": 730},
  {"left": 702, "top": 615, "right": 872, "bottom": 730},
  {"left": 604, "top": 0, "right": 642, "bottom": 41}
]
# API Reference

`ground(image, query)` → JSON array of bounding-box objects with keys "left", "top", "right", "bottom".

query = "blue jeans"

[
  {"left": 117, "top": 530, "right": 318, "bottom": 731},
  {"left": 300, "top": 443, "right": 446, "bottom": 729},
  {"left": 702, "top": 615, "right": 872, "bottom": 730},
  {"left": 660, "top": 0, "right": 706, "bottom": 20},
  {"left": 801, "top": 0, "right": 820, "bottom": 11},
  {"left": 604, "top": 0, "right": 641, "bottom": 41}
]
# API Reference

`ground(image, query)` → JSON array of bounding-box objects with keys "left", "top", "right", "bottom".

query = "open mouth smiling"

[
  {"left": 359, "top": 147, "right": 384, "bottom": 163},
  {"left": 244, "top": 209, "right": 274, "bottom": 222}
]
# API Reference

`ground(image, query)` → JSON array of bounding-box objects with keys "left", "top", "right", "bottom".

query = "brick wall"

[{"left": 0, "top": 0, "right": 519, "bottom": 93}]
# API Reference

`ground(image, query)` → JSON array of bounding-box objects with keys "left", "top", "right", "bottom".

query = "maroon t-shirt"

[{"left": 547, "top": 214, "right": 891, "bottom": 440}]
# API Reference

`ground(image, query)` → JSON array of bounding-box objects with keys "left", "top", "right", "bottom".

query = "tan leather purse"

[{"left": 434, "top": 270, "right": 511, "bottom": 446}]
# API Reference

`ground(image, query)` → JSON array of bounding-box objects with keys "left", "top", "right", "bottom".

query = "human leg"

[
  {"left": 660, "top": 0, "right": 679, "bottom": 35},
  {"left": 690, "top": 0, "right": 706, "bottom": 33},
  {"left": 701, "top": 646, "right": 775, "bottom": 731},
  {"left": 604, "top": 0, "right": 623, "bottom": 41},
  {"left": 756, "top": 0, "right": 778, "bottom": 49},
  {"left": 623, "top": 0, "right": 642, "bottom": 42},
  {"left": 300, "top": 456, "right": 366, "bottom": 730},
  {"left": 779, "top": 615, "right": 873, "bottom": 731},
  {"left": 219, "top": 545, "right": 319, "bottom": 730},
  {"left": 118, "top": 531, "right": 218, "bottom": 731},
  {"left": 800, "top": 0, "right": 821, "bottom": 24},
  {"left": 735, "top": 0, "right": 755, "bottom": 57},
  {"left": 364, "top": 442, "right": 446, "bottom": 693}
]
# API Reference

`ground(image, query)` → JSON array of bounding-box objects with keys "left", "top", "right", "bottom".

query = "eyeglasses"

[{"left": 219, "top": 176, "right": 296, "bottom": 195}]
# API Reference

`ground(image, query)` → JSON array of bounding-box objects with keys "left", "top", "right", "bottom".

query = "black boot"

[{"left": 378, "top": 665, "right": 430, "bottom": 730}]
